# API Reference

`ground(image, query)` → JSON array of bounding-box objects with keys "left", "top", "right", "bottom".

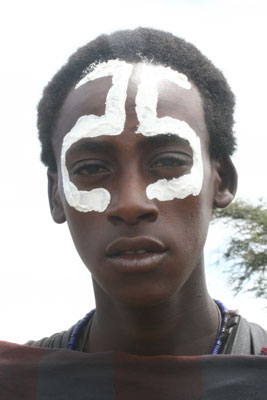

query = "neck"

[{"left": 87, "top": 268, "right": 219, "bottom": 356}]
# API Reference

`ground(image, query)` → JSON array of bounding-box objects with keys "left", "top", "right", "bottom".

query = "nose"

[{"left": 106, "top": 175, "right": 159, "bottom": 225}]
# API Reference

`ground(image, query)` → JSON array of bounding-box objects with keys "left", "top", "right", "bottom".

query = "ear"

[
  {"left": 47, "top": 169, "right": 66, "bottom": 224},
  {"left": 213, "top": 156, "right": 238, "bottom": 209}
]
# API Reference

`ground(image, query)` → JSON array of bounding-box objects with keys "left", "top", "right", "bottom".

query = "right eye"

[{"left": 74, "top": 163, "right": 109, "bottom": 176}]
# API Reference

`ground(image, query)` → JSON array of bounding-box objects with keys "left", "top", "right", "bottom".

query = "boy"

[{"left": 1, "top": 28, "right": 266, "bottom": 398}]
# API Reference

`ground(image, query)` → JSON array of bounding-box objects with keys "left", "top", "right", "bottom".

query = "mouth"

[{"left": 105, "top": 237, "right": 167, "bottom": 272}]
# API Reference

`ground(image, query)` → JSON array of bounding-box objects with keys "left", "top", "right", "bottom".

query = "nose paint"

[
  {"left": 136, "top": 64, "right": 203, "bottom": 201},
  {"left": 61, "top": 60, "right": 203, "bottom": 212},
  {"left": 61, "top": 60, "right": 133, "bottom": 212}
]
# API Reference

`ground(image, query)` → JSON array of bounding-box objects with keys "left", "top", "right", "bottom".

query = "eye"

[
  {"left": 150, "top": 153, "right": 192, "bottom": 169},
  {"left": 151, "top": 156, "right": 187, "bottom": 169},
  {"left": 73, "top": 162, "right": 110, "bottom": 177},
  {"left": 149, "top": 153, "right": 192, "bottom": 179}
]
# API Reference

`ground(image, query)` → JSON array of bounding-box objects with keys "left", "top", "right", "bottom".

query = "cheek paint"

[
  {"left": 61, "top": 60, "right": 133, "bottom": 212},
  {"left": 135, "top": 63, "right": 203, "bottom": 201}
]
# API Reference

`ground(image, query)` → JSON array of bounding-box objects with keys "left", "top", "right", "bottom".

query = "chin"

[{"left": 104, "top": 283, "right": 179, "bottom": 309}]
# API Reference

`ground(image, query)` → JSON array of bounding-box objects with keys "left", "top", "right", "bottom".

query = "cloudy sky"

[{"left": 0, "top": 0, "right": 266, "bottom": 344}]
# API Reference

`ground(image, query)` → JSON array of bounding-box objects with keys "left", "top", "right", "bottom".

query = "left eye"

[
  {"left": 148, "top": 153, "right": 192, "bottom": 180},
  {"left": 150, "top": 155, "right": 189, "bottom": 169}
]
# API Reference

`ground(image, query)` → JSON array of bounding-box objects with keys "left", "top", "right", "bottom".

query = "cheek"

[
  {"left": 60, "top": 192, "right": 105, "bottom": 261},
  {"left": 161, "top": 193, "right": 211, "bottom": 250},
  {"left": 68, "top": 216, "right": 107, "bottom": 276}
]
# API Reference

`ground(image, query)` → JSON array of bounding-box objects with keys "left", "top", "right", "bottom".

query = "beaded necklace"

[
  {"left": 68, "top": 300, "right": 235, "bottom": 354},
  {"left": 211, "top": 299, "right": 228, "bottom": 355},
  {"left": 67, "top": 309, "right": 95, "bottom": 351}
]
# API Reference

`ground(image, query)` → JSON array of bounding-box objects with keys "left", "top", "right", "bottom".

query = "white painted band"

[
  {"left": 61, "top": 61, "right": 203, "bottom": 212},
  {"left": 136, "top": 63, "right": 203, "bottom": 201},
  {"left": 61, "top": 60, "right": 133, "bottom": 212}
]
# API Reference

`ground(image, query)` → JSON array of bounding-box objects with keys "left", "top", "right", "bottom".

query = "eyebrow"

[
  {"left": 67, "top": 133, "right": 190, "bottom": 156},
  {"left": 144, "top": 134, "right": 189, "bottom": 147},
  {"left": 68, "top": 139, "right": 115, "bottom": 154}
]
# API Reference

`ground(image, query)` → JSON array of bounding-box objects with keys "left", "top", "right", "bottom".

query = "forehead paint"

[
  {"left": 136, "top": 64, "right": 203, "bottom": 201},
  {"left": 61, "top": 60, "right": 203, "bottom": 213},
  {"left": 61, "top": 60, "right": 133, "bottom": 212}
]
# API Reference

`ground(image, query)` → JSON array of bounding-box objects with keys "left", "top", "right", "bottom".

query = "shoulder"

[
  {"left": 25, "top": 310, "right": 95, "bottom": 350},
  {"left": 226, "top": 316, "right": 267, "bottom": 355},
  {"left": 25, "top": 324, "right": 75, "bottom": 349},
  {"left": 249, "top": 320, "right": 267, "bottom": 354}
]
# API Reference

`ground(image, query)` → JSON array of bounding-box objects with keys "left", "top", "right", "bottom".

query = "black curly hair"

[{"left": 38, "top": 27, "right": 236, "bottom": 171}]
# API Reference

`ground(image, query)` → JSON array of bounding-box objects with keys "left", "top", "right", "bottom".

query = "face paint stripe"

[
  {"left": 61, "top": 60, "right": 133, "bottom": 213},
  {"left": 135, "top": 63, "right": 203, "bottom": 201}
]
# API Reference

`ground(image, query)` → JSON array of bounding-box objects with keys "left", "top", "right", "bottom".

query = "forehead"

[{"left": 53, "top": 63, "right": 209, "bottom": 154}]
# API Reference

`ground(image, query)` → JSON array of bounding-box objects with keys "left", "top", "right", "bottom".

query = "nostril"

[
  {"left": 138, "top": 212, "right": 156, "bottom": 221},
  {"left": 110, "top": 215, "right": 125, "bottom": 223},
  {"left": 108, "top": 209, "right": 158, "bottom": 225}
]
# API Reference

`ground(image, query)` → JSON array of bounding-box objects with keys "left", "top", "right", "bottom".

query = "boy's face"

[{"left": 51, "top": 62, "right": 233, "bottom": 307}]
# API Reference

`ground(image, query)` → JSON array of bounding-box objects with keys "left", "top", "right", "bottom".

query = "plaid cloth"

[{"left": 0, "top": 341, "right": 266, "bottom": 399}]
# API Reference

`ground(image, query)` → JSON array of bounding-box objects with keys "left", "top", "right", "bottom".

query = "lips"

[
  {"left": 105, "top": 237, "right": 167, "bottom": 271},
  {"left": 105, "top": 237, "right": 166, "bottom": 257}
]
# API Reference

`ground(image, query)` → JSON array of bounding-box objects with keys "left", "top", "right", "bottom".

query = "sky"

[{"left": 0, "top": 0, "right": 266, "bottom": 344}]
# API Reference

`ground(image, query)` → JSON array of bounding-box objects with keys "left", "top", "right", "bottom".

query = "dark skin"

[{"left": 49, "top": 64, "right": 237, "bottom": 356}]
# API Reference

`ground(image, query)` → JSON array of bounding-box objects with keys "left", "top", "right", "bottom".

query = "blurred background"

[{"left": 0, "top": 0, "right": 266, "bottom": 344}]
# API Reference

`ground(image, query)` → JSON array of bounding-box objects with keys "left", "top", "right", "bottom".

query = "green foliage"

[{"left": 213, "top": 199, "right": 267, "bottom": 300}]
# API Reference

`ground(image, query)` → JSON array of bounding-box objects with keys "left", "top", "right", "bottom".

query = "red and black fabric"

[{"left": 0, "top": 341, "right": 266, "bottom": 400}]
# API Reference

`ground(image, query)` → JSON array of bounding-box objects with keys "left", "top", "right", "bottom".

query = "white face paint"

[
  {"left": 135, "top": 64, "right": 203, "bottom": 201},
  {"left": 61, "top": 60, "right": 203, "bottom": 213},
  {"left": 61, "top": 60, "right": 133, "bottom": 212}
]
